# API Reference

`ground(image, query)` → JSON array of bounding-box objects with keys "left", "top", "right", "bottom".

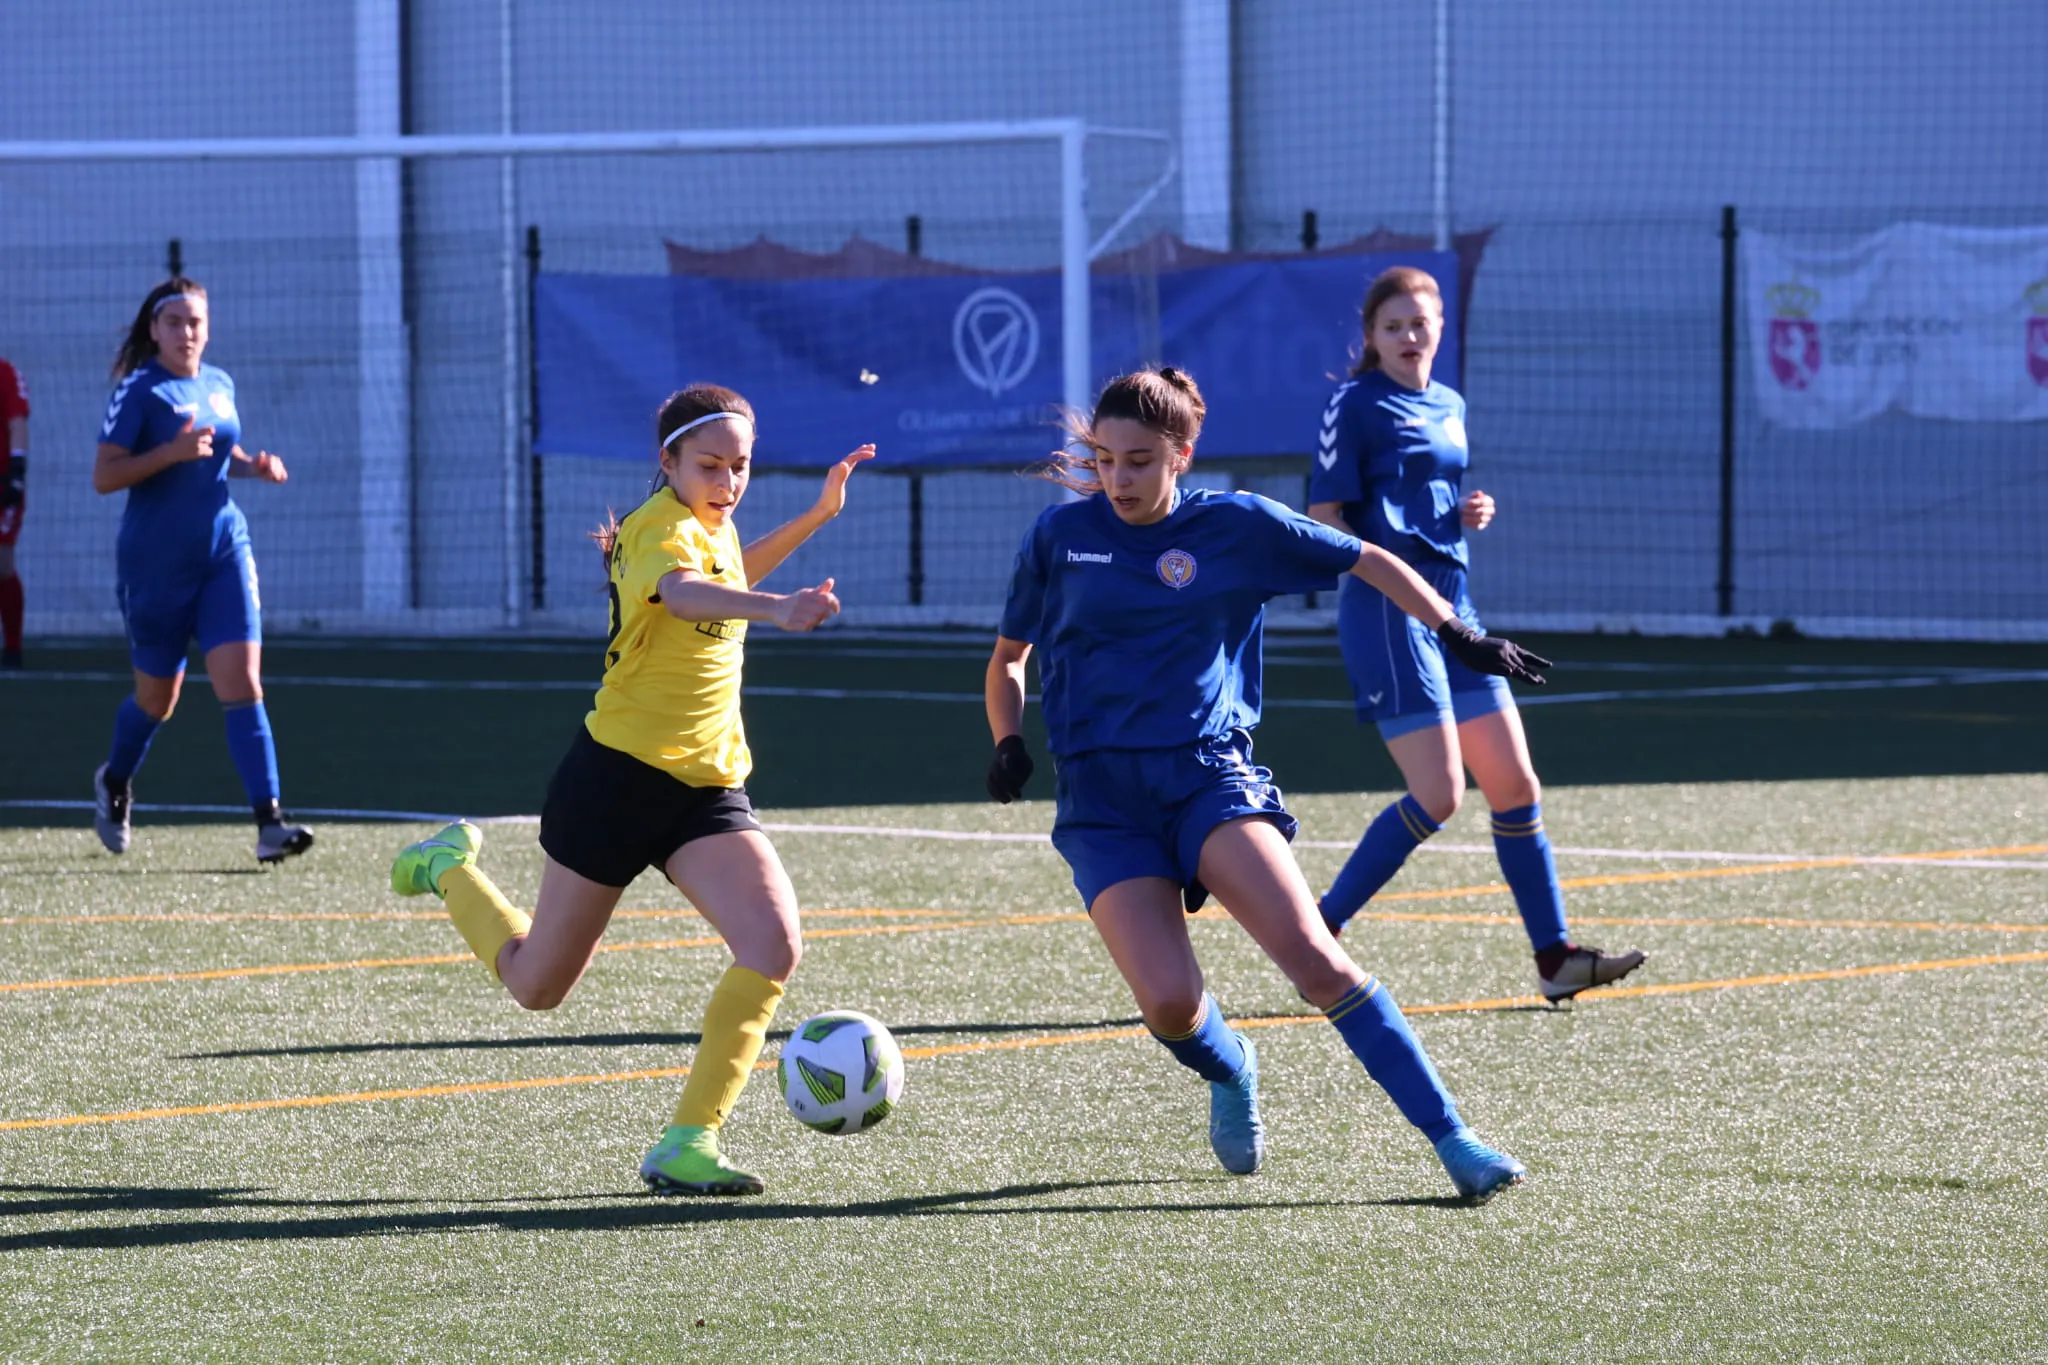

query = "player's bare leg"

[
  {"left": 1092, "top": 876, "right": 1264, "bottom": 1174},
  {"left": 1459, "top": 708, "right": 1645, "bottom": 1000},
  {"left": 641, "top": 831, "right": 801, "bottom": 1196},
  {"left": 206, "top": 640, "right": 312, "bottom": 863},
  {"left": 1199, "top": 816, "right": 1524, "bottom": 1202},
  {"left": 93, "top": 666, "right": 182, "bottom": 854}
]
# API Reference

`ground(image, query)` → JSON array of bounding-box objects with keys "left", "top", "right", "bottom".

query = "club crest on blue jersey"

[
  {"left": 1156, "top": 548, "right": 1197, "bottom": 589},
  {"left": 209, "top": 391, "right": 237, "bottom": 421}
]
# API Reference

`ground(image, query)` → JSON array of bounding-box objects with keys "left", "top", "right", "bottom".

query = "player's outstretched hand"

[
  {"left": 812, "top": 444, "right": 876, "bottom": 521},
  {"left": 775, "top": 577, "right": 841, "bottom": 632},
  {"left": 986, "top": 734, "right": 1034, "bottom": 804},
  {"left": 252, "top": 450, "right": 288, "bottom": 483},
  {"left": 1436, "top": 617, "right": 1550, "bottom": 685},
  {"left": 171, "top": 418, "right": 215, "bottom": 464},
  {"left": 1460, "top": 489, "right": 1495, "bottom": 530}
]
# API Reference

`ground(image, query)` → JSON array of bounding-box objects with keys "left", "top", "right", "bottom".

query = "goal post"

[{"left": 0, "top": 119, "right": 1174, "bottom": 632}]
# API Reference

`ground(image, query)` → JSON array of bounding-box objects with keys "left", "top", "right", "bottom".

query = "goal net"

[{"left": 0, "top": 121, "right": 1179, "bottom": 636}]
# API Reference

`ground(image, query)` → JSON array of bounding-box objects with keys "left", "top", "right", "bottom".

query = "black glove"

[
  {"left": 986, "top": 734, "right": 1035, "bottom": 803},
  {"left": 1437, "top": 617, "right": 1551, "bottom": 686},
  {"left": 0, "top": 455, "right": 21, "bottom": 509}
]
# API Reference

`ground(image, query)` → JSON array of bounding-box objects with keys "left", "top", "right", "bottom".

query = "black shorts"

[{"left": 538, "top": 726, "right": 763, "bottom": 888}]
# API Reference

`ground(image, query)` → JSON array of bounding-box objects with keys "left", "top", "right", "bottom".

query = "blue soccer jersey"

[
  {"left": 100, "top": 360, "right": 249, "bottom": 573},
  {"left": 1308, "top": 370, "right": 1469, "bottom": 568},
  {"left": 999, "top": 488, "right": 1363, "bottom": 757}
]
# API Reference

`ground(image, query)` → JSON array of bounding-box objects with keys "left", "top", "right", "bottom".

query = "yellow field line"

[
  {"left": 1331, "top": 908, "right": 2048, "bottom": 936},
  {"left": 0, "top": 906, "right": 964, "bottom": 927},
  {"left": 0, "top": 918, "right": 997, "bottom": 994},
  {"left": 1322, "top": 841, "right": 2048, "bottom": 909},
  {"left": 4, "top": 948, "right": 2043, "bottom": 1133},
  {"left": 7, "top": 851, "right": 2046, "bottom": 992},
  {"left": 8, "top": 840, "right": 2042, "bottom": 932}
]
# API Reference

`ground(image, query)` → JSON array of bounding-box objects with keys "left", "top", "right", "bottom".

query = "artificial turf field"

[{"left": 1, "top": 631, "right": 2045, "bottom": 1361}]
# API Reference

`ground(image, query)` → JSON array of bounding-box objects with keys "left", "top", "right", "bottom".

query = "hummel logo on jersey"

[
  {"left": 1317, "top": 382, "right": 1354, "bottom": 471},
  {"left": 1067, "top": 549, "right": 1112, "bottom": 564},
  {"left": 1367, "top": 691, "right": 1384, "bottom": 706},
  {"left": 101, "top": 372, "right": 141, "bottom": 438}
]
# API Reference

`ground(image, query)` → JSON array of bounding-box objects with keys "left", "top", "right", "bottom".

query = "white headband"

[
  {"left": 152, "top": 292, "right": 200, "bottom": 316},
  {"left": 661, "top": 410, "right": 752, "bottom": 449}
]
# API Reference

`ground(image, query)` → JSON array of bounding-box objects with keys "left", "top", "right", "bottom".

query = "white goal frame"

[{"left": 0, "top": 119, "right": 1176, "bottom": 629}]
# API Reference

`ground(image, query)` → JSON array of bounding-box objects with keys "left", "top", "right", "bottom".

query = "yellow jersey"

[{"left": 585, "top": 489, "right": 752, "bottom": 787}]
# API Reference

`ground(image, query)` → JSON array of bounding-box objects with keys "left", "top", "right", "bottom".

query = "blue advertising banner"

[{"left": 535, "top": 245, "right": 1463, "bottom": 467}]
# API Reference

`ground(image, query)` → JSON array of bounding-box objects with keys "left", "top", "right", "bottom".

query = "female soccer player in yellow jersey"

[{"left": 389, "top": 383, "right": 872, "bottom": 1196}]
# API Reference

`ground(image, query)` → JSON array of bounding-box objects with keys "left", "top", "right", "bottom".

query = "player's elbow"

[{"left": 91, "top": 466, "right": 118, "bottom": 495}]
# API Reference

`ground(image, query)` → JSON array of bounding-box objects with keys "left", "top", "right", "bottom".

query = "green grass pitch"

[{"left": 0, "top": 632, "right": 2045, "bottom": 1361}]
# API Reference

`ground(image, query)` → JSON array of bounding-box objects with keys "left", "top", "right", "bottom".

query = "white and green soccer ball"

[{"left": 777, "top": 1010, "right": 904, "bottom": 1136}]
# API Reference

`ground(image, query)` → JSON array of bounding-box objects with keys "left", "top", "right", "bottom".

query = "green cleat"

[
  {"left": 640, "top": 1124, "right": 765, "bottom": 1197},
  {"left": 390, "top": 821, "right": 483, "bottom": 898}
]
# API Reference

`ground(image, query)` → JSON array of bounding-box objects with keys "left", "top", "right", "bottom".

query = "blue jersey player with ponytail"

[
  {"left": 89, "top": 278, "right": 312, "bottom": 864},
  {"left": 985, "top": 366, "right": 1548, "bottom": 1202},
  {"left": 1308, "top": 265, "right": 1645, "bottom": 1001}
]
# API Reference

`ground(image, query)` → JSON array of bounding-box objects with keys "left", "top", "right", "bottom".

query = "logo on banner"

[
  {"left": 1156, "top": 549, "right": 1197, "bottom": 589},
  {"left": 952, "top": 287, "right": 1040, "bottom": 397},
  {"left": 1766, "top": 283, "right": 1822, "bottom": 391},
  {"left": 2026, "top": 279, "right": 2048, "bottom": 388}
]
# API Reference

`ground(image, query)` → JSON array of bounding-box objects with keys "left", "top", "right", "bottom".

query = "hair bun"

[{"left": 1156, "top": 366, "right": 1205, "bottom": 417}]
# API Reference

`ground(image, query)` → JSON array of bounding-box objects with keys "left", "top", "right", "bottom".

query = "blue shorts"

[
  {"left": 118, "top": 545, "right": 263, "bottom": 678},
  {"left": 1050, "top": 732, "right": 1297, "bottom": 914},
  {"left": 1337, "top": 561, "right": 1512, "bottom": 740}
]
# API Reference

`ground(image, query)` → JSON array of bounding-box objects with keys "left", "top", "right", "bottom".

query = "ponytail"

[{"left": 1038, "top": 367, "right": 1207, "bottom": 494}]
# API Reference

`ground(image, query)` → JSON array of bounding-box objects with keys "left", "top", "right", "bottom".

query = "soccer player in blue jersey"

[
  {"left": 985, "top": 367, "right": 1548, "bottom": 1202},
  {"left": 1308, "top": 266, "right": 1645, "bottom": 1001},
  {"left": 89, "top": 279, "right": 312, "bottom": 864}
]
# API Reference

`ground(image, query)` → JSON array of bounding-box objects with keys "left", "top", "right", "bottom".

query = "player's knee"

[
  {"left": 139, "top": 695, "right": 177, "bottom": 722},
  {"left": 509, "top": 978, "right": 570, "bottom": 1011},
  {"left": 1140, "top": 987, "right": 1206, "bottom": 1038},
  {"left": 1283, "top": 936, "right": 1362, "bottom": 1009},
  {"left": 1415, "top": 781, "right": 1462, "bottom": 825},
  {"left": 745, "top": 934, "right": 802, "bottom": 984}
]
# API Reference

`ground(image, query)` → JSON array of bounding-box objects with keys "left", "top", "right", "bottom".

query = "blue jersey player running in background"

[
  {"left": 985, "top": 367, "right": 1547, "bottom": 1202},
  {"left": 89, "top": 278, "right": 313, "bottom": 864},
  {"left": 1308, "top": 266, "right": 1643, "bottom": 1001}
]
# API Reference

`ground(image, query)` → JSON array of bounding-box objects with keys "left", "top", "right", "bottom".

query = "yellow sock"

[
  {"left": 440, "top": 864, "right": 532, "bottom": 982},
  {"left": 673, "top": 965, "right": 785, "bottom": 1129}
]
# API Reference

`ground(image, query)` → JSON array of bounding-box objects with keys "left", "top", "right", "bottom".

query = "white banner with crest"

[{"left": 1744, "top": 222, "right": 2048, "bottom": 428}]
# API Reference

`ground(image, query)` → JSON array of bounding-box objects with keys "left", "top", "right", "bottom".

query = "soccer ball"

[{"left": 777, "top": 1010, "right": 904, "bottom": 1136}]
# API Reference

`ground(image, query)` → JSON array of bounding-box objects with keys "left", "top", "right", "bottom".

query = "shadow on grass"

[
  {"left": 179, "top": 1016, "right": 1151, "bottom": 1061},
  {"left": 1, "top": 865, "right": 267, "bottom": 878},
  {"left": 0, "top": 1182, "right": 718, "bottom": 1220},
  {"left": 0, "top": 1176, "right": 1491, "bottom": 1252}
]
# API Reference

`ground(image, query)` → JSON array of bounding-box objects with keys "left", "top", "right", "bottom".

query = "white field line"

[{"left": 3, "top": 806, "right": 2044, "bottom": 871}]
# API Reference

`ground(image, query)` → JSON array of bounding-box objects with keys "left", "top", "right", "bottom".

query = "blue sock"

[
  {"left": 1326, "top": 977, "right": 1461, "bottom": 1142},
  {"left": 105, "top": 697, "right": 163, "bottom": 784},
  {"left": 1150, "top": 993, "right": 1248, "bottom": 1084},
  {"left": 1491, "top": 803, "right": 1569, "bottom": 953},
  {"left": 1322, "top": 795, "right": 1441, "bottom": 930},
  {"left": 222, "top": 699, "right": 282, "bottom": 819}
]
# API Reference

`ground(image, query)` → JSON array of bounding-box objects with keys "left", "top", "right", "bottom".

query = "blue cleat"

[
  {"left": 1209, "top": 1031, "right": 1266, "bottom": 1175},
  {"left": 1434, "top": 1128, "right": 1527, "bottom": 1203}
]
